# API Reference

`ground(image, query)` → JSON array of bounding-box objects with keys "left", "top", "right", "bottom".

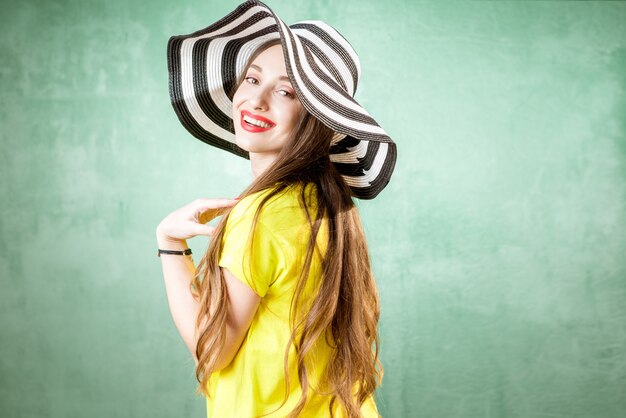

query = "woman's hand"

[{"left": 156, "top": 198, "right": 239, "bottom": 242}]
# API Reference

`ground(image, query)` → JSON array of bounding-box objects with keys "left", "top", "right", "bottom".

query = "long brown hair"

[{"left": 189, "top": 39, "right": 383, "bottom": 418}]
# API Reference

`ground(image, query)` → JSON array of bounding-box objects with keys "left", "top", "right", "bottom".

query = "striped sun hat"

[{"left": 167, "top": 0, "right": 397, "bottom": 199}]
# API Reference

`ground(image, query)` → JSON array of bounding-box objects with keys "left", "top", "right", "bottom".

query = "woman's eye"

[{"left": 245, "top": 77, "right": 293, "bottom": 98}]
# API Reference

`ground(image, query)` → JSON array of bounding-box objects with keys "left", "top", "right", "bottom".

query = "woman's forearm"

[{"left": 156, "top": 231, "right": 200, "bottom": 365}]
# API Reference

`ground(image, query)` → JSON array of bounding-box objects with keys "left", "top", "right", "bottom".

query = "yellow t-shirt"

[{"left": 206, "top": 182, "right": 380, "bottom": 418}]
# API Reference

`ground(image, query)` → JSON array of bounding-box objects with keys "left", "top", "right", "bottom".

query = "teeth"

[{"left": 243, "top": 114, "right": 272, "bottom": 128}]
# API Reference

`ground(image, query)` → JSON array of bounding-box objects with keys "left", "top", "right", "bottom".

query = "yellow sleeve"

[{"left": 218, "top": 197, "right": 286, "bottom": 298}]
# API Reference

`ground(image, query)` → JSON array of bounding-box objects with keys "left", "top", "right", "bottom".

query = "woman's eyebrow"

[{"left": 249, "top": 64, "right": 291, "bottom": 82}]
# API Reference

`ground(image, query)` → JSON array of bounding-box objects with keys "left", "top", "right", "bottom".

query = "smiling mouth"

[{"left": 240, "top": 113, "right": 275, "bottom": 132}]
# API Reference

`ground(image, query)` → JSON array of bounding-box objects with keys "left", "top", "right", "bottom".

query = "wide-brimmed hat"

[{"left": 167, "top": 0, "right": 397, "bottom": 199}]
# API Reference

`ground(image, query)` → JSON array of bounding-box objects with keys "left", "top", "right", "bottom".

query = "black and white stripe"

[{"left": 167, "top": 0, "right": 397, "bottom": 199}]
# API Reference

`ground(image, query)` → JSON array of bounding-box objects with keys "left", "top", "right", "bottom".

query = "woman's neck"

[{"left": 249, "top": 152, "right": 278, "bottom": 179}]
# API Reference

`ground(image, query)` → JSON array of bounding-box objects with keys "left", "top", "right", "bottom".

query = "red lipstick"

[{"left": 240, "top": 110, "right": 275, "bottom": 133}]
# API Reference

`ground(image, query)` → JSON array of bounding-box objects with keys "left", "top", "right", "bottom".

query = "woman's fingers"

[
  {"left": 191, "top": 198, "right": 239, "bottom": 235},
  {"left": 197, "top": 208, "right": 222, "bottom": 225},
  {"left": 157, "top": 198, "right": 239, "bottom": 241},
  {"left": 196, "top": 199, "right": 238, "bottom": 223},
  {"left": 191, "top": 222, "right": 216, "bottom": 237},
  {"left": 196, "top": 198, "right": 239, "bottom": 210}
]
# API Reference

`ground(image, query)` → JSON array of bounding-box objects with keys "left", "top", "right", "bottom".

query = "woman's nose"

[{"left": 248, "top": 88, "right": 269, "bottom": 110}]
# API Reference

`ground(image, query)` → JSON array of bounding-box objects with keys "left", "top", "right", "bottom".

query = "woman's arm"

[
  {"left": 156, "top": 232, "right": 200, "bottom": 366},
  {"left": 157, "top": 230, "right": 262, "bottom": 372},
  {"left": 155, "top": 196, "right": 259, "bottom": 371}
]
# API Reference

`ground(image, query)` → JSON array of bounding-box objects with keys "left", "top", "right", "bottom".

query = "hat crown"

[{"left": 289, "top": 20, "right": 361, "bottom": 98}]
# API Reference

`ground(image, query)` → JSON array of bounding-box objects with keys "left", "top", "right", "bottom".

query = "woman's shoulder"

[
  {"left": 228, "top": 182, "right": 320, "bottom": 230},
  {"left": 236, "top": 182, "right": 316, "bottom": 213}
]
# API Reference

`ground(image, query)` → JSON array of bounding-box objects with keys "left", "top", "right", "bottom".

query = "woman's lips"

[{"left": 240, "top": 111, "right": 275, "bottom": 133}]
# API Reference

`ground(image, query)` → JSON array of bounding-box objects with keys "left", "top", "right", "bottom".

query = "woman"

[{"left": 157, "top": 2, "right": 397, "bottom": 417}]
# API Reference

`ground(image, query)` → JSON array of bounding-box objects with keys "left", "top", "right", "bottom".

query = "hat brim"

[{"left": 167, "top": 0, "right": 396, "bottom": 199}]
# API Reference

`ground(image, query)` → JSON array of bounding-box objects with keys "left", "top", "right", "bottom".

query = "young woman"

[{"left": 157, "top": 2, "right": 397, "bottom": 417}]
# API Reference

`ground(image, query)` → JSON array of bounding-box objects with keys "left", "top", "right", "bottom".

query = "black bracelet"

[{"left": 157, "top": 248, "right": 192, "bottom": 257}]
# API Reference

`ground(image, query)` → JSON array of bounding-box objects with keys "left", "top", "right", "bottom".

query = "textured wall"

[{"left": 1, "top": 0, "right": 624, "bottom": 417}]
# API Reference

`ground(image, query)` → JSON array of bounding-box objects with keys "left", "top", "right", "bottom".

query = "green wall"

[{"left": 1, "top": 1, "right": 625, "bottom": 417}]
